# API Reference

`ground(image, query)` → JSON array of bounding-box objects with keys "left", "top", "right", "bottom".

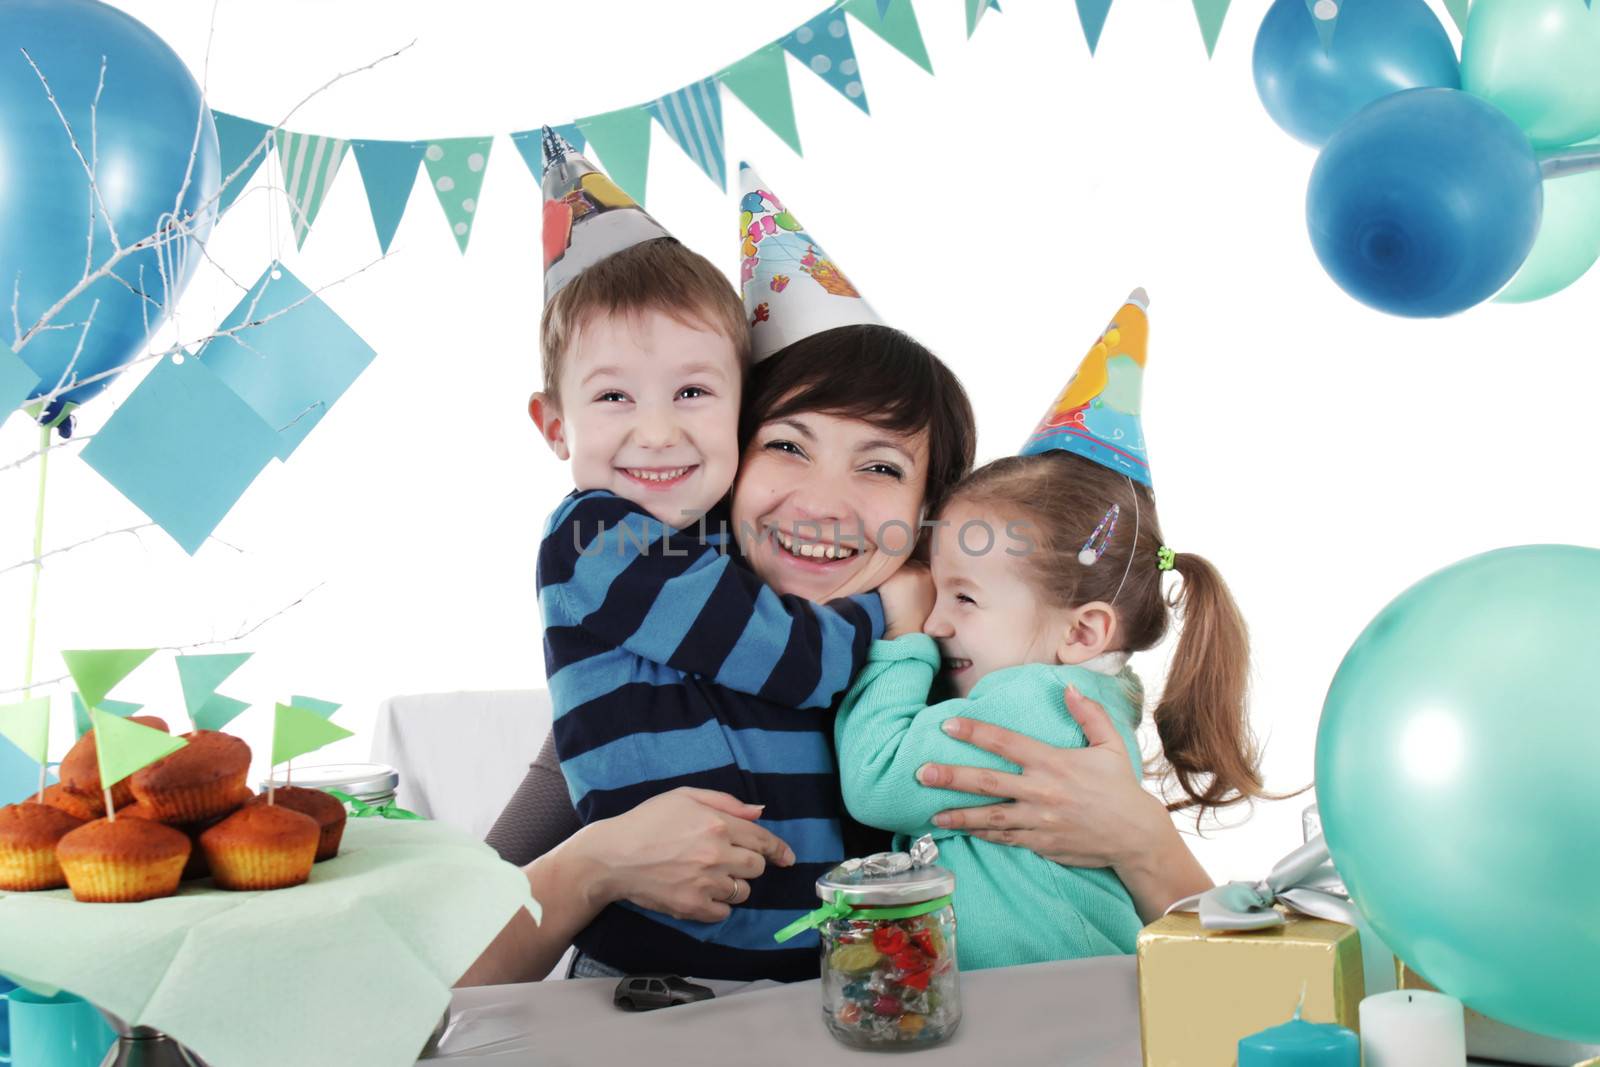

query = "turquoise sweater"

[{"left": 835, "top": 633, "right": 1146, "bottom": 971}]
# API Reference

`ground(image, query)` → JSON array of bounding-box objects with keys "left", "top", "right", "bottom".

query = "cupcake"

[
  {"left": 129, "top": 730, "right": 250, "bottom": 823},
  {"left": 200, "top": 804, "right": 319, "bottom": 890},
  {"left": 0, "top": 802, "right": 86, "bottom": 890},
  {"left": 58, "top": 715, "right": 171, "bottom": 809},
  {"left": 249, "top": 787, "right": 346, "bottom": 861},
  {"left": 123, "top": 786, "right": 252, "bottom": 882},
  {"left": 40, "top": 783, "right": 106, "bottom": 822},
  {"left": 55, "top": 817, "right": 190, "bottom": 902}
]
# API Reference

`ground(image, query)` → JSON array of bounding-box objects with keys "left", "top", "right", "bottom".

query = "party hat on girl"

[
  {"left": 738, "top": 163, "right": 883, "bottom": 362},
  {"left": 541, "top": 128, "right": 671, "bottom": 302},
  {"left": 1020, "top": 288, "right": 1152, "bottom": 487}
]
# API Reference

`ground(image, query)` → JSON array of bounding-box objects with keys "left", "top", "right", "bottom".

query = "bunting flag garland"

[
  {"left": 1192, "top": 0, "right": 1233, "bottom": 57},
  {"left": 845, "top": 0, "right": 934, "bottom": 75},
  {"left": 649, "top": 78, "right": 728, "bottom": 190},
  {"left": 352, "top": 139, "right": 426, "bottom": 253},
  {"left": 782, "top": 9, "right": 870, "bottom": 114},
  {"left": 214, "top": 112, "right": 273, "bottom": 215},
  {"left": 1077, "top": 0, "right": 1115, "bottom": 54},
  {"left": 719, "top": 42, "right": 804, "bottom": 155},
  {"left": 274, "top": 130, "right": 349, "bottom": 248},
  {"left": 423, "top": 137, "right": 494, "bottom": 252},
  {"left": 578, "top": 108, "right": 654, "bottom": 206},
  {"left": 204, "top": 0, "right": 1233, "bottom": 263}
]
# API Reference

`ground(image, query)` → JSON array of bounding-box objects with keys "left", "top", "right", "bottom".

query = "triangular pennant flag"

[
  {"left": 175, "top": 652, "right": 253, "bottom": 721},
  {"left": 576, "top": 108, "right": 654, "bottom": 206},
  {"left": 511, "top": 122, "right": 589, "bottom": 180},
  {"left": 71, "top": 694, "right": 144, "bottom": 738},
  {"left": 1077, "top": 0, "right": 1114, "bottom": 53},
  {"left": 844, "top": 0, "right": 933, "bottom": 75},
  {"left": 290, "top": 695, "right": 342, "bottom": 719},
  {"left": 213, "top": 112, "right": 274, "bottom": 214},
  {"left": 877, "top": 0, "right": 893, "bottom": 15},
  {"left": 272, "top": 702, "right": 353, "bottom": 766},
  {"left": 1443, "top": 0, "right": 1468, "bottom": 32},
  {"left": 1192, "top": 0, "right": 1232, "bottom": 56},
  {"left": 965, "top": 0, "right": 990, "bottom": 37},
  {"left": 422, "top": 136, "right": 494, "bottom": 253},
  {"left": 1303, "top": 0, "right": 1338, "bottom": 51},
  {"left": 62, "top": 649, "right": 155, "bottom": 710},
  {"left": 648, "top": 79, "right": 727, "bottom": 190},
  {"left": 0, "top": 697, "right": 51, "bottom": 765},
  {"left": 352, "top": 140, "right": 426, "bottom": 253},
  {"left": 92, "top": 707, "right": 185, "bottom": 790},
  {"left": 274, "top": 130, "right": 349, "bottom": 248},
  {"left": 1, "top": 730, "right": 54, "bottom": 806},
  {"left": 719, "top": 43, "right": 803, "bottom": 155},
  {"left": 193, "top": 693, "right": 251, "bottom": 732},
  {"left": 783, "top": 10, "right": 870, "bottom": 114}
]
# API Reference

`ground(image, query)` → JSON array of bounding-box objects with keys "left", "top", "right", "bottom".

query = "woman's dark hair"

[{"left": 739, "top": 325, "right": 977, "bottom": 515}]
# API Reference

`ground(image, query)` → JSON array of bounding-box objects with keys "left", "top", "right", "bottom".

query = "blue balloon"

[
  {"left": 1253, "top": 0, "right": 1460, "bottom": 147},
  {"left": 1306, "top": 89, "right": 1542, "bottom": 318},
  {"left": 0, "top": 0, "right": 218, "bottom": 414},
  {"left": 1317, "top": 546, "right": 1600, "bottom": 1042}
]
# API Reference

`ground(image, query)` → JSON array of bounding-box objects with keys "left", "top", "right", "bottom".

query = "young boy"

[{"left": 529, "top": 133, "right": 892, "bottom": 981}]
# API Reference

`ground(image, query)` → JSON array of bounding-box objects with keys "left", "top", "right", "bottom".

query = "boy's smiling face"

[{"left": 532, "top": 308, "right": 742, "bottom": 526}]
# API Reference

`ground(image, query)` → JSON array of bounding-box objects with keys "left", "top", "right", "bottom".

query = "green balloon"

[
  {"left": 1497, "top": 140, "right": 1600, "bottom": 303},
  {"left": 1462, "top": 0, "right": 1600, "bottom": 148},
  {"left": 1316, "top": 546, "right": 1600, "bottom": 1043}
]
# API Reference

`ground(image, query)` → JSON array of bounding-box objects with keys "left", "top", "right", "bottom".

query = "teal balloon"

[
  {"left": 1462, "top": 0, "right": 1600, "bottom": 149},
  {"left": 1317, "top": 546, "right": 1600, "bottom": 1043},
  {"left": 1496, "top": 140, "right": 1600, "bottom": 304}
]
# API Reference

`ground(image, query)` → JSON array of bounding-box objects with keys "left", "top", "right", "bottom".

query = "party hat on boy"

[
  {"left": 542, "top": 128, "right": 671, "bottom": 302},
  {"left": 738, "top": 163, "right": 883, "bottom": 362},
  {"left": 1020, "top": 288, "right": 1152, "bottom": 487}
]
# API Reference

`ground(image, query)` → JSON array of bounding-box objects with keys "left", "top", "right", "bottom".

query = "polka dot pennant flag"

[
  {"left": 422, "top": 136, "right": 494, "bottom": 252},
  {"left": 782, "top": 9, "right": 869, "bottom": 115}
]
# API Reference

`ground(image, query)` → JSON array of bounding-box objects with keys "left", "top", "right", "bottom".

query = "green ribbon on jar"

[
  {"left": 325, "top": 789, "right": 425, "bottom": 821},
  {"left": 773, "top": 894, "right": 953, "bottom": 943}
]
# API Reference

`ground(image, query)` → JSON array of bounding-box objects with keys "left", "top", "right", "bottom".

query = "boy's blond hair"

[{"left": 539, "top": 238, "right": 750, "bottom": 409}]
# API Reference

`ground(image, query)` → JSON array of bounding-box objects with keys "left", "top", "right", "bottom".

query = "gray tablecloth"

[{"left": 426, "top": 957, "right": 1143, "bottom": 1065}]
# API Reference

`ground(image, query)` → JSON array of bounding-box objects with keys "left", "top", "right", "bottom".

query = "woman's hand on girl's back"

[
  {"left": 915, "top": 685, "right": 1212, "bottom": 921},
  {"left": 585, "top": 788, "right": 797, "bottom": 922},
  {"left": 880, "top": 560, "right": 936, "bottom": 639}
]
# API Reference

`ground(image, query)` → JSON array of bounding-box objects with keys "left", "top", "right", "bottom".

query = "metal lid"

[
  {"left": 260, "top": 762, "right": 398, "bottom": 799},
  {"left": 816, "top": 836, "right": 956, "bottom": 907}
]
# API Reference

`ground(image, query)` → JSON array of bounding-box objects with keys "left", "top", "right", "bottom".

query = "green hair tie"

[{"left": 1156, "top": 546, "right": 1176, "bottom": 572}]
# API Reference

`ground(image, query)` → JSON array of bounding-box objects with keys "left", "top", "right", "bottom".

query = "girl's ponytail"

[{"left": 1152, "top": 551, "right": 1263, "bottom": 814}]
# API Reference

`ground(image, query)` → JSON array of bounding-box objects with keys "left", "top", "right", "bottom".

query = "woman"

[{"left": 459, "top": 325, "right": 1212, "bottom": 986}]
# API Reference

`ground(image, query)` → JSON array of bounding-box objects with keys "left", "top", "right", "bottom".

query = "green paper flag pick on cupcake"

[
  {"left": 194, "top": 694, "right": 251, "bottom": 732},
  {"left": 62, "top": 649, "right": 156, "bottom": 710},
  {"left": 289, "top": 695, "right": 342, "bottom": 720},
  {"left": 176, "top": 653, "right": 252, "bottom": 718},
  {"left": 91, "top": 707, "right": 186, "bottom": 819},
  {"left": 0, "top": 697, "right": 52, "bottom": 800},
  {"left": 272, "top": 702, "right": 353, "bottom": 769}
]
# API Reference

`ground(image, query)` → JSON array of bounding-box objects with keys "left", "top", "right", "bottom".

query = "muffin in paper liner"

[
  {"left": 201, "top": 804, "right": 319, "bottom": 891},
  {"left": 0, "top": 803, "right": 86, "bottom": 891},
  {"left": 130, "top": 731, "right": 251, "bottom": 823},
  {"left": 56, "top": 817, "right": 190, "bottom": 902}
]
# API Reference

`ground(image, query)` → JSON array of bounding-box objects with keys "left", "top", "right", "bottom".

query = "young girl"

[{"left": 834, "top": 290, "right": 1262, "bottom": 971}]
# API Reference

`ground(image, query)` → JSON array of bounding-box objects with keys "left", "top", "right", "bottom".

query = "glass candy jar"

[{"left": 781, "top": 835, "right": 961, "bottom": 1050}]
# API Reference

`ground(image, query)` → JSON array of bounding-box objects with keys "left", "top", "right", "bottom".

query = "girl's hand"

[
  {"left": 584, "top": 787, "right": 797, "bottom": 922},
  {"left": 880, "top": 561, "right": 936, "bottom": 639},
  {"left": 916, "top": 685, "right": 1211, "bottom": 920}
]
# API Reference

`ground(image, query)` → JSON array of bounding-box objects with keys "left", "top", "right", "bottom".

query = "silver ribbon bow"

[{"left": 1167, "top": 835, "right": 1360, "bottom": 930}]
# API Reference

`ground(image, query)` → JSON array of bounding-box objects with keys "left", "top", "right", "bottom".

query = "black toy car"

[{"left": 612, "top": 974, "right": 715, "bottom": 1012}]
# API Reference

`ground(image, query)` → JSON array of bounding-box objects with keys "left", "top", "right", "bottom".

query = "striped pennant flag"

[
  {"left": 783, "top": 9, "right": 869, "bottom": 115},
  {"left": 213, "top": 112, "right": 274, "bottom": 214},
  {"left": 275, "top": 130, "right": 349, "bottom": 248},
  {"left": 648, "top": 78, "right": 727, "bottom": 190}
]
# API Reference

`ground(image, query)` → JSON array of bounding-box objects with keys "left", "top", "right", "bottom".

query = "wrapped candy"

[{"left": 775, "top": 835, "right": 960, "bottom": 1050}]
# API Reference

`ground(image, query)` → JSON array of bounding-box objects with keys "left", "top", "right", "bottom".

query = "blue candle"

[{"left": 1238, "top": 1008, "right": 1360, "bottom": 1066}]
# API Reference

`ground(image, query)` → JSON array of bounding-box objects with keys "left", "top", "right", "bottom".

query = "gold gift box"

[
  {"left": 1398, "top": 965, "right": 1600, "bottom": 1066},
  {"left": 1136, "top": 909, "right": 1364, "bottom": 1067}
]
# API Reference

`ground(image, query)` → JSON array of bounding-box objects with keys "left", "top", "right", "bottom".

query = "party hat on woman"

[
  {"left": 738, "top": 163, "right": 883, "bottom": 362},
  {"left": 1020, "top": 289, "right": 1152, "bottom": 487},
  {"left": 541, "top": 128, "right": 671, "bottom": 302}
]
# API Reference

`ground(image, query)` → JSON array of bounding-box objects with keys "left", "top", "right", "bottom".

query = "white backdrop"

[{"left": 3, "top": 0, "right": 1597, "bottom": 881}]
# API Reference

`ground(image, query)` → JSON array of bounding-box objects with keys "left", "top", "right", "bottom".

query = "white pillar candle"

[{"left": 1359, "top": 989, "right": 1466, "bottom": 1067}]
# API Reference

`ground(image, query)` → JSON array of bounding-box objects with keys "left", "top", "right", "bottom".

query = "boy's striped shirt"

[{"left": 539, "top": 490, "right": 882, "bottom": 980}]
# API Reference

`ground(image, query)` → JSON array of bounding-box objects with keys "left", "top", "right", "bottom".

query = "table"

[{"left": 425, "top": 957, "right": 1144, "bottom": 1065}]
